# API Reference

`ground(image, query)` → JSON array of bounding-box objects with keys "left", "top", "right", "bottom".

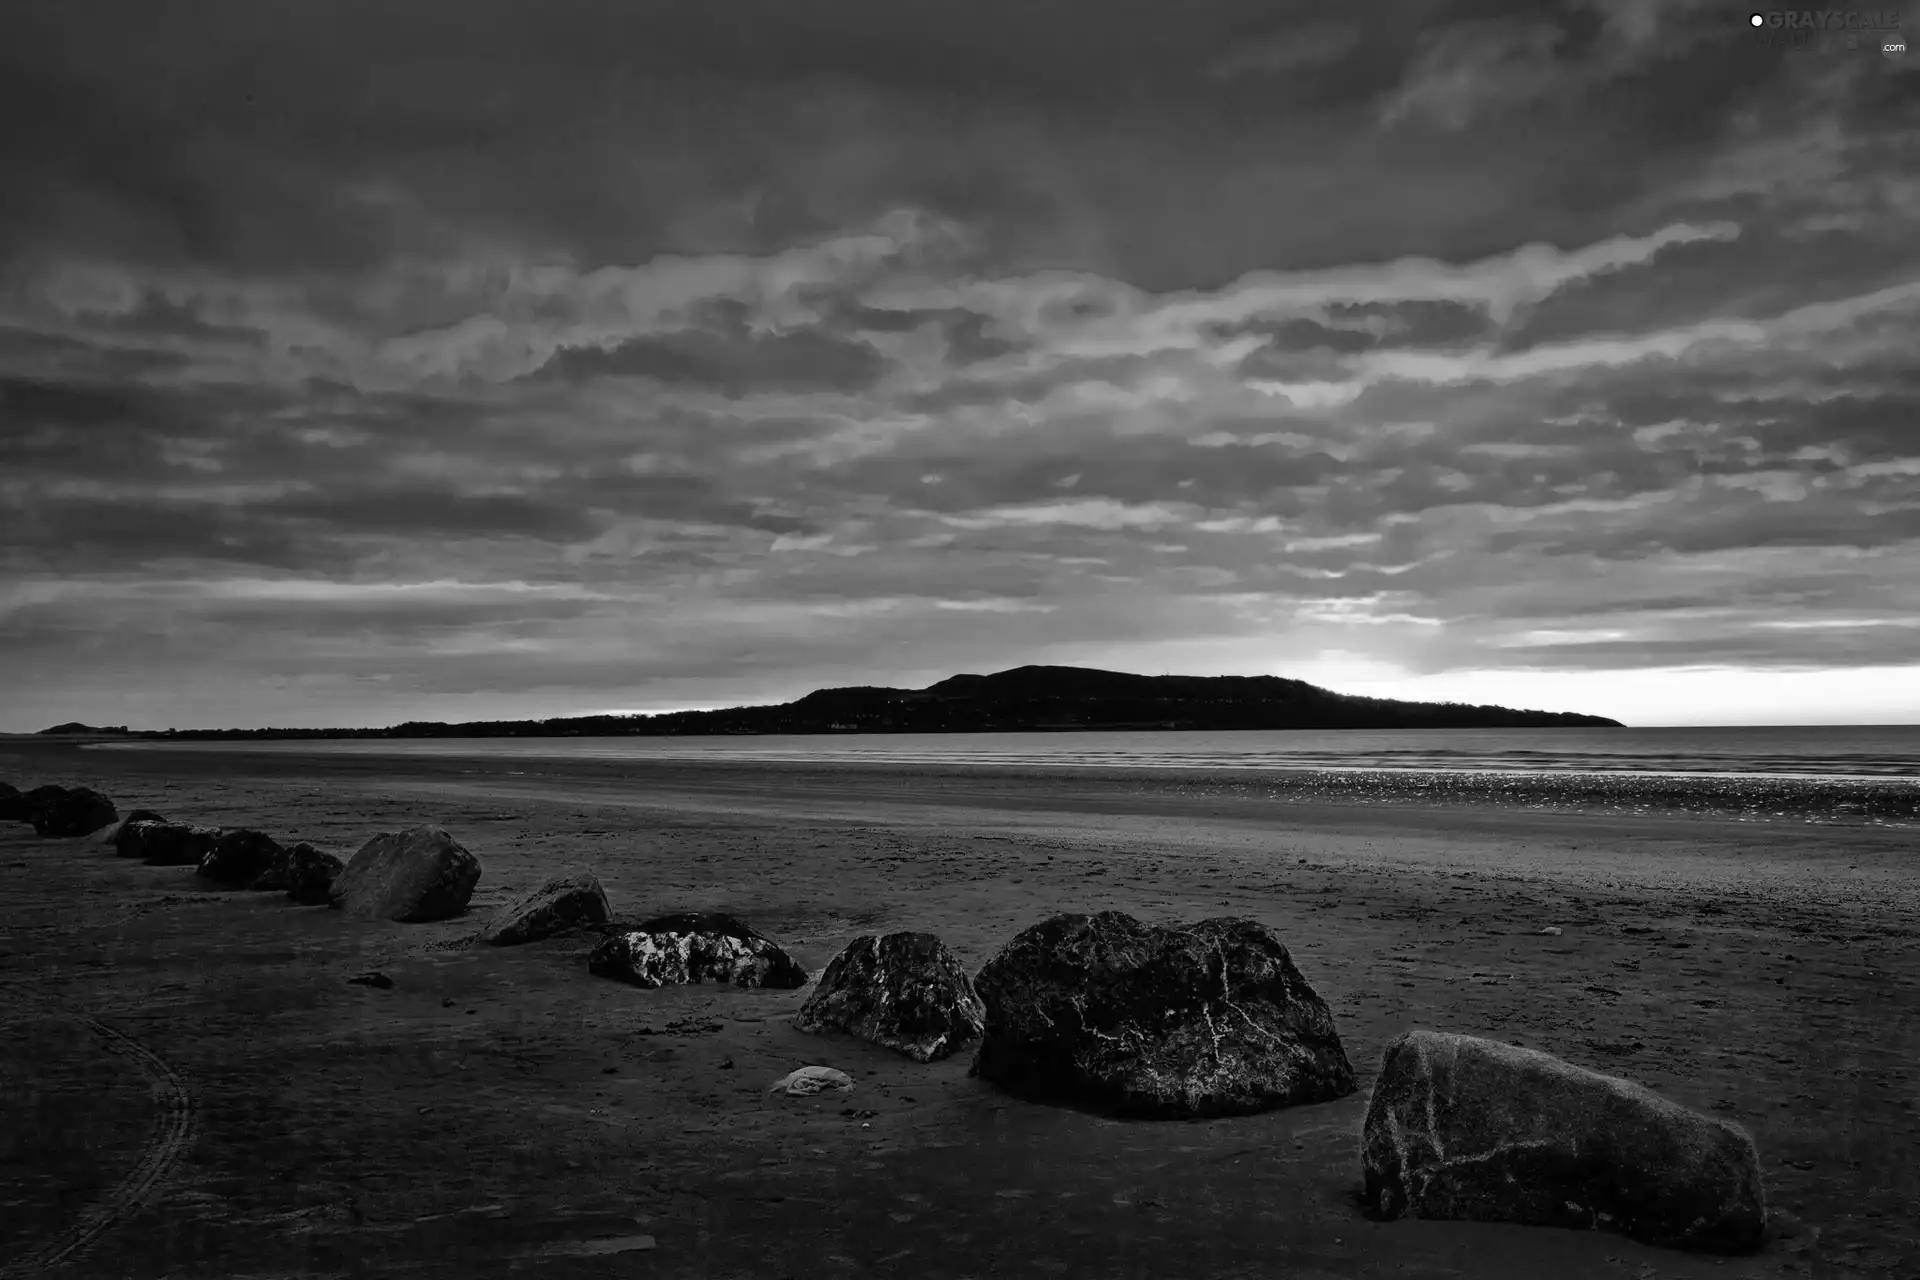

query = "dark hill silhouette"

[
  {"left": 37, "top": 722, "right": 131, "bottom": 735},
  {"left": 133, "top": 665, "right": 1623, "bottom": 739}
]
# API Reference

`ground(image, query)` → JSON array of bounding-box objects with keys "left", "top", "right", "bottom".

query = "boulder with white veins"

[
  {"left": 1361, "top": 1029, "right": 1766, "bottom": 1253},
  {"left": 794, "top": 931, "right": 986, "bottom": 1062},
  {"left": 969, "top": 910, "right": 1355, "bottom": 1118},
  {"left": 588, "top": 912, "right": 807, "bottom": 990}
]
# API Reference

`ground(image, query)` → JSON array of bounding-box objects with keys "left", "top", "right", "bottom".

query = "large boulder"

[
  {"left": 116, "top": 821, "right": 222, "bottom": 866},
  {"left": 87, "top": 809, "right": 167, "bottom": 846},
  {"left": 198, "top": 828, "right": 285, "bottom": 887},
  {"left": 328, "top": 825, "right": 481, "bottom": 922},
  {"left": 588, "top": 912, "right": 808, "bottom": 990},
  {"left": 1361, "top": 1030, "right": 1766, "bottom": 1254},
  {"left": 250, "top": 842, "right": 345, "bottom": 904},
  {"left": 0, "top": 782, "right": 25, "bottom": 823},
  {"left": 249, "top": 840, "right": 315, "bottom": 890},
  {"left": 21, "top": 784, "right": 69, "bottom": 825},
  {"left": 969, "top": 911, "right": 1356, "bottom": 1118},
  {"left": 477, "top": 871, "right": 611, "bottom": 946},
  {"left": 795, "top": 932, "right": 986, "bottom": 1062},
  {"left": 30, "top": 786, "right": 118, "bottom": 838},
  {"left": 112, "top": 819, "right": 163, "bottom": 859}
]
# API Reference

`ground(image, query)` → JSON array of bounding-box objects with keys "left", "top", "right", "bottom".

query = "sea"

[
  {"left": 106, "top": 724, "right": 1920, "bottom": 780},
  {"left": 93, "top": 726, "right": 1920, "bottom": 826}
]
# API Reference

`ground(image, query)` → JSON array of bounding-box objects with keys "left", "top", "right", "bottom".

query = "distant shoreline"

[{"left": 24, "top": 663, "right": 1626, "bottom": 739}]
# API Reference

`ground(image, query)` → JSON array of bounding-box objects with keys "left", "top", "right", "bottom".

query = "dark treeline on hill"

[{"left": 111, "top": 665, "right": 1624, "bottom": 739}]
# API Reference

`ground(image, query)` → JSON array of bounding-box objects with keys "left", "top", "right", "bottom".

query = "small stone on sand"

[{"left": 768, "top": 1066, "right": 854, "bottom": 1096}]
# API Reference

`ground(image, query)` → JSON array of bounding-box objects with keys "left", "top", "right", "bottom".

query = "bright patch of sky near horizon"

[{"left": 2, "top": 0, "right": 1918, "bottom": 730}]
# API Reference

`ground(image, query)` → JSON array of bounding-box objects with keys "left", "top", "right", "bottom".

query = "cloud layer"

[{"left": 3, "top": 0, "right": 1918, "bottom": 728}]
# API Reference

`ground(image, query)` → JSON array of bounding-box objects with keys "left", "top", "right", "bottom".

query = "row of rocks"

[
  {"left": 495, "top": 902, "right": 982, "bottom": 1064},
  {"left": 6, "top": 781, "right": 1763, "bottom": 1253},
  {"left": 6, "top": 779, "right": 480, "bottom": 920},
  {"left": 581, "top": 907, "right": 1766, "bottom": 1254},
  {"left": 583, "top": 908, "right": 1355, "bottom": 1109},
  {"left": 101, "top": 817, "right": 347, "bottom": 904}
]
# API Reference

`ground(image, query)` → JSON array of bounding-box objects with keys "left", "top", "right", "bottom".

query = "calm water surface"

[{"left": 104, "top": 725, "right": 1920, "bottom": 781}]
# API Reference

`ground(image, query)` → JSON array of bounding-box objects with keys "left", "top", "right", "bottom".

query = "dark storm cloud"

[
  {"left": 1214, "top": 302, "right": 1500, "bottom": 390},
  {"left": 1232, "top": 318, "right": 1380, "bottom": 356},
  {"left": 0, "top": 0, "right": 1840, "bottom": 288},
  {"left": 0, "top": 374, "right": 148, "bottom": 429},
  {"left": 532, "top": 307, "right": 887, "bottom": 395},
  {"left": 1498, "top": 228, "right": 1907, "bottom": 352},
  {"left": 7, "top": 497, "right": 332, "bottom": 575},
  {"left": 809, "top": 294, "right": 1023, "bottom": 365},
  {"left": 895, "top": 355, "right": 1158, "bottom": 415},
  {"left": 265, "top": 486, "right": 602, "bottom": 542}
]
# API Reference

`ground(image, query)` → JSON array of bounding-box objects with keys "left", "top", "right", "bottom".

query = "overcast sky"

[{"left": 2, "top": 0, "right": 1917, "bottom": 731}]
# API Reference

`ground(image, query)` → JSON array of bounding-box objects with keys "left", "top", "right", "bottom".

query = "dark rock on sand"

[
  {"left": 970, "top": 911, "right": 1356, "bottom": 1119},
  {"left": 794, "top": 931, "right": 986, "bottom": 1062},
  {"left": 270, "top": 843, "right": 346, "bottom": 904},
  {"left": 30, "top": 786, "right": 118, "bottom": 838},
  {"left": 117, "top": 821, "right": 223, "bottom": 866},
  {"left": 348, "top": 971, "right": 395, "bottom": 990},
  {"left": 0, "top": 782, "right": 25, "bottom": 823},
  {"left": 329, "top": 825, "right": 481, "bottom": 922},
  {"left": 1361, "top": 1029, "right": 1766, "bottom": 1253},
  {"left": 249, "top": 840, "right": 334, "bottom": 893},
  {"left": 588, "top": 912, "right": 808, "bottom": 990},
  {"left": 477, "top": 871, "right": 611, "bottom": 946},
  {"left": 21, "top": 785, "right": 68, "bottom": 824},
  {"left": 113, "top": 819, "right": 166, "bottom": 859},
  {"left": 198, "top": 828, "right": 285, "bottom": 887},
  {"left": 87, "top": 809, "right": 167, "bottom": 846}
]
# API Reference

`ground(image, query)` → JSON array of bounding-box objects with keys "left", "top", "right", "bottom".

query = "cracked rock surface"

[
  {"left": 794, "top": 931, "right": 986, "bottom": 1062},
  {"left": 588, "top": 911, "right": 808, "bottom": 990},
  {"left": 1361, "top": 1028, "right": 1766, "bottom": 1253},
  {"left": 969, "top": 910, "right": 1356, "bottom": 1118}
]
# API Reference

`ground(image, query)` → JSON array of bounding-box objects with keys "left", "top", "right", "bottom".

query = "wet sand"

[{"left": 2, "top": 735, "right": 1916, "bottom": 1279}]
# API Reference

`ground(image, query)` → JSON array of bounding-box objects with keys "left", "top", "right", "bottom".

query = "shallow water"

[{"left": 102, "top": 724, "right": 1920, "bottom": 781}]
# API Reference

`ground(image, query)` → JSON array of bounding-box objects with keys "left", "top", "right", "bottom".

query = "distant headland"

[{"left": 51, "top": 665, "right": 1624, "bottom": 739}]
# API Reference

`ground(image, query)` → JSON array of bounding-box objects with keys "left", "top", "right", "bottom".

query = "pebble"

[{"left": 768, "top": 1066, "right": 854, "bottom": 1096}]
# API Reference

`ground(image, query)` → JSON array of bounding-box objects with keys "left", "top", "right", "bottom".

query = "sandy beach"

[{"left": 2, "top": 735, "right": 1916, "bottom": 1280}]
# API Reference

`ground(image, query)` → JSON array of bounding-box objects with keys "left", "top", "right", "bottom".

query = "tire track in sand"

[{"left": 0, "top": 997, "right": 198, "bottom": 1278}]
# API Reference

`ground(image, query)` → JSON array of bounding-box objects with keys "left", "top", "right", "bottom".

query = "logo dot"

[{"left": 1749, "top": 12, "right": 1765, "bottom": 25}]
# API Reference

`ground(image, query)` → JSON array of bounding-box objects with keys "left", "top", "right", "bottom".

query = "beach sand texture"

[{"left": 1, "top": 737, "right": 1916, "bottom": 1278}]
